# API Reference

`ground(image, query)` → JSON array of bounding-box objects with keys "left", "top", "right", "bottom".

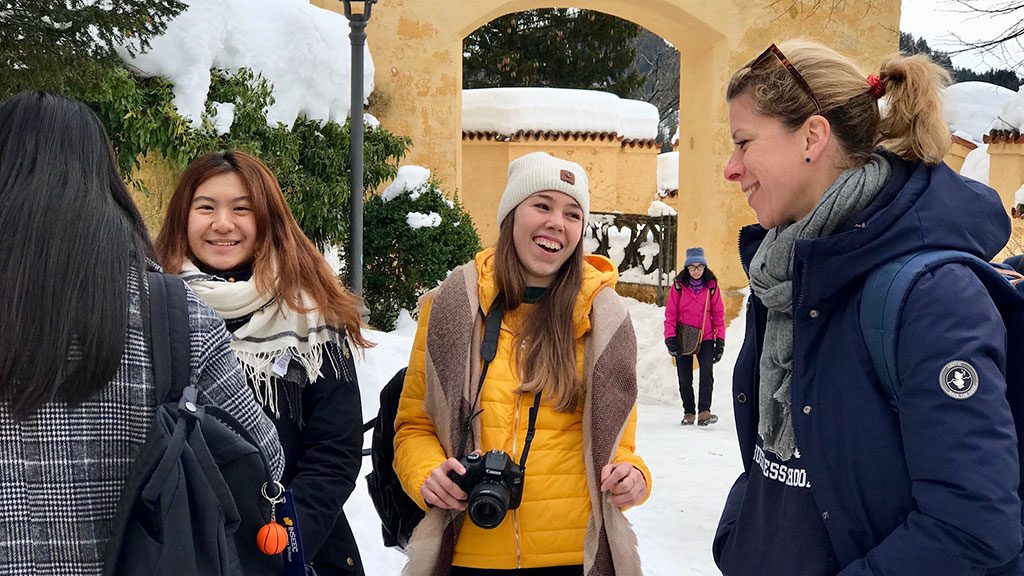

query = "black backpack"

[
  {"left": 103, "top": 272, "right": 282, "bottom": 576},
  {"left": 364, "top": 367, "right": 423, "bottom": 549},
  {"left": 364, "top": 301, "right": 504, "bottom": 549}
]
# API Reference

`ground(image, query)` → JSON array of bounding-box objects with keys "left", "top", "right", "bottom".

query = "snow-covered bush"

[{"left": 364, "top": 168, "right": 481, "bottom": 330}]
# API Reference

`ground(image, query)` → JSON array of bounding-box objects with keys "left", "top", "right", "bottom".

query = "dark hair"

[
  {"left": 676, "top": 267, "right": 717, "bottom": 286},
  {"left": 0, "top": 92, "right": 152, "bottom": 420},
  {"left": 155, "top": 151, "right": 369, "bottom": 348},
  {"left": 727, "top": 38, "right": 951, "bottom": 165}
]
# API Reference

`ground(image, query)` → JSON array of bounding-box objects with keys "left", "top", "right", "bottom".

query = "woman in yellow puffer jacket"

[{"left": 394, "top": 151, "right": 651, "bottom": 576}]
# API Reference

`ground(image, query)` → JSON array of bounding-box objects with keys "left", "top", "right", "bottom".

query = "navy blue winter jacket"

[{"left": 715, "top": 151, "right": 1024, "bottom": 575}]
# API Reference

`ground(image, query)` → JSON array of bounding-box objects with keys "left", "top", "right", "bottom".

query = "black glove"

[
  {"left": 713, "top": 338, "right": 725, "bottom": 364},
  {"left": 665, "top": 337, "right": 679, "bottom": 357}
]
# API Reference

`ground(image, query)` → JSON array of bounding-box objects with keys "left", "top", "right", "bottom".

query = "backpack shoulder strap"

[
  {"left": 859, "top": 250, "right": 1014, "bottom": 410},
  {"left": 146, "top": 272, "right": 192, "bottom": 404}
]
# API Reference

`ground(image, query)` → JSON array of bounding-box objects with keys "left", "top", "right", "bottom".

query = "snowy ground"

[{"left": 350, "top": 296, "right": 747, "bottom": 575}]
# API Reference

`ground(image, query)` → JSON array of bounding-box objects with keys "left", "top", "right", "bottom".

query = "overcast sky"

[{"left": 901, "top": 0, "right": 1024, "bottom": 72}]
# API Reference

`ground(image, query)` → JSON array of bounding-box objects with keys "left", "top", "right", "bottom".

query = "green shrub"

[
  {"left": 84, "top": 67, "right": 410, "bottom": 249},
  {"left": 364, "top": 178, "right": 481, "bottom": 330}
]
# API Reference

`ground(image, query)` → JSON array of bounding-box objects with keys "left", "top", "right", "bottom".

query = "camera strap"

[
  {"left": 518, "top": 392, "right": 542, "bottom": 470},
  {"left": 457, "top": 297, "right": 505, "bottom": 458}
]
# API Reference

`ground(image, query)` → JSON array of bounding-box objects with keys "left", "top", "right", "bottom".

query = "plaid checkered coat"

[{"left": 0, "top": 268, "right": 285, "bottom": 575}]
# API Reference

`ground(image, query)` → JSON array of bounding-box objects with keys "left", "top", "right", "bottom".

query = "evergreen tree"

[
  {"left": 0, "top": 0, "right": 185, "bottom": 99},
  {"left": 630, "top": 28, "right": 679, "bottom": 144},
  {"left": 464, "top": 9, "right": 643, "bottom": 98},
  {"left": 900, "top": 31, "right": 1021, "bottom": 91}
]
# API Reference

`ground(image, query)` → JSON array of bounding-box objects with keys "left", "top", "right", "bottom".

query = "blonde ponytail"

[{"left": 877, "top": 54, "right": 952, "bottom": 164}]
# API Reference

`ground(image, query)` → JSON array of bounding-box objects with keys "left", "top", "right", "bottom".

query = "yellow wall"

[
  {"left": 364, "top": 0, "right": 901, "bottom": 289},
  {"left": 130, "top": 152, "right": 180, "bottom": 240},
  {"left": 462, "top": 136, "right": 657, "bottom": 245},
  {"left": 986, "top": 143, "right": 1024, "bottom": 212},
  {"left": 945, "top": 139, "right": 975, "bottom": 174},
  {"left": 617, "top": 143, "right": 660, "bottom": 209}
]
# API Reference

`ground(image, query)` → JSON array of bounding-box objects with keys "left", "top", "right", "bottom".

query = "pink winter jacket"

[{"left": 663, "top": 278, "right": 725, "bottom": 341}]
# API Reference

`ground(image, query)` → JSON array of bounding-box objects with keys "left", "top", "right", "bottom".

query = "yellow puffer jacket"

[{"left": 393, "top": 248, "right": 651, "bottom": 570}]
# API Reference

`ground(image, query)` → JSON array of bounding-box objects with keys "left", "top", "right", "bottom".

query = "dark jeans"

[
  {"left": 451, "top": 566, "right": 583, "bottom": 575},
  {"left": 676, "top": 339, "right": 714, "bottom": 413}
]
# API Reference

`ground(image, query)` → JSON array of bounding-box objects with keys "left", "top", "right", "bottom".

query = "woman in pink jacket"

[{"left": 664, "top": 247, "right": 726, "bottom": 426}]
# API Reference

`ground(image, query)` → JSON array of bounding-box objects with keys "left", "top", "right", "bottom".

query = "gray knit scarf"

[{"left": 749, "top": 154, "right": 890, "bottom": 461}]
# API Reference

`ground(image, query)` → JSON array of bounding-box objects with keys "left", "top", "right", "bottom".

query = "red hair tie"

[{"left": 867, "top": 74, "right": 886, "bottom": 99}]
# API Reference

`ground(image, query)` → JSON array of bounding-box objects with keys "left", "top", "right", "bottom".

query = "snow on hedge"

[
  {"left": 943, "top": 82, "right": 1016, "bottom": 143},
  {"left": 118, "top": 0, "right": 374, "bottom": 129},
  {"left": 382, "top": 166, "right": 432, "bottom": 202},
  {"left": 462, "top": 88, "right": 658, "bottom": 140},
  {"left": 406, "top": 212, "right": 442, "bottom": 229}
]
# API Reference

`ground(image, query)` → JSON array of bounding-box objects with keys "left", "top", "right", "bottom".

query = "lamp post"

[{"left": 341, "top": 0, "right": 376, "bottom": 298}]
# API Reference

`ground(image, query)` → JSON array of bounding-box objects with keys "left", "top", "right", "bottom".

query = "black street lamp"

[{"left": 341, "top": 0, "right": 376, "bottom": 299}]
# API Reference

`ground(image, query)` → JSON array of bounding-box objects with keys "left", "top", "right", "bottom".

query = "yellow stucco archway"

[{"left": 318, "top": 0, "right": 900, "bottom": 288}]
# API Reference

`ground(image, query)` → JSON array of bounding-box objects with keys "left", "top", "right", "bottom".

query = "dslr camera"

[{"left": 448, "top": 450, "right": 525, "bottom": 529}]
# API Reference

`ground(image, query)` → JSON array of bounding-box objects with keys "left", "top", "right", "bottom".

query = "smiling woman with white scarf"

[{"left": 156, "top": 150, "right": 370, "bottom": 576}]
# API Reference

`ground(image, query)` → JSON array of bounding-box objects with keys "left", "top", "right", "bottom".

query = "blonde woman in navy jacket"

[{"left": 715, "top": 40, "right": 1022, "bottom": 575}]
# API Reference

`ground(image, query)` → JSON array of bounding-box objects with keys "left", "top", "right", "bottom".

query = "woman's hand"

[
  {"left": 600, "top": 462, "right": 648, "bottom": 509},
  {"left": 420, "top": 454, "right": 474, "bottom": 510}
]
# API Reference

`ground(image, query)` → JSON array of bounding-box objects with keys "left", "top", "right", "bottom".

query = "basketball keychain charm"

[{"left": 257, "top": 481, "right": 288, "bottom": 556}]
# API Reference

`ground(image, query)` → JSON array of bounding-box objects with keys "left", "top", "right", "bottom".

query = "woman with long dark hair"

[
  {"left": 0, "top": 92, "right": 282, "bottom": 574},
  {"left": 156, "top": 150, "right": 368, "bottom": 576},
  {"left": 393, "top": 151, "right": 651, "bottom": 576},
  {"left": 663, "top": 247, "right": 725, "bottom": 426}
]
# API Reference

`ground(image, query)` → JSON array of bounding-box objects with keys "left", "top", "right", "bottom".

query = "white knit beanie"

[{"left": 496, "top": 152, "right": 590, "bottom": 226}]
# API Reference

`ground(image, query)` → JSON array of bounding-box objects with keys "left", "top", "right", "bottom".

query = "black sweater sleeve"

[{"left": 287, "top": 340, "right": 363, "bottom": 560}]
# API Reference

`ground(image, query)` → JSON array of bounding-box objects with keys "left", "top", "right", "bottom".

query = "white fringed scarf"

[{"left": 180, "top": 259, "right": 341, "bottom": 416}]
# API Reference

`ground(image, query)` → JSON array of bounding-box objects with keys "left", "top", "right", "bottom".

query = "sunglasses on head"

[{"left": 750, "top": 43, "right": 823, "bottom": 116}]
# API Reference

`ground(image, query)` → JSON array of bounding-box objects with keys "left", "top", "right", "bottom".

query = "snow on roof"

[
  {"left": 118, "top": 0, "right": 373, "bottom": 130},
  {"left": 462, "top": 88, "right": 658, "bottom": 141},
  {"left": 989, "top": 87, "right": 1024, "bottom": 137},
  {"left": 960, "top": 143, "right": 990, "bottom": 185},
  {"left": 942, "top": 82, "right": 1016, "bottom": 143},
  {"left": 658, "top": 151, "right": 678, "bottom": 193},
  {"left": 382, "top": 166, "right": 432, "bottom": 202}
]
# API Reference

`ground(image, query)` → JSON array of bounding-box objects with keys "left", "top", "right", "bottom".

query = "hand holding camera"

[
  {"left": 420, "top": 456, "right": 473, "bottom": 511},
  {"left": 447, "top": 450, "right": 526, "bottom": 529}
]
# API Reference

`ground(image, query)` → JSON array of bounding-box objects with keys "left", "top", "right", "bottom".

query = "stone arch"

[{"left": 362, "top": 0, "right": 899, "bottom": 288}]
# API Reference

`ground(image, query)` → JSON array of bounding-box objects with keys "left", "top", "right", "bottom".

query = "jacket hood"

[
  {"left": 474, "top": 247, "right": 618, "bottom": 337},
  {"left": 742, "top": 151, "right": 1010, "bottom": 307}
]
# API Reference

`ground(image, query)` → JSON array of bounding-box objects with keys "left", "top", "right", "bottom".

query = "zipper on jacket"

[{"left": 512, "top": 380, "right": 524, "bottom": 568}]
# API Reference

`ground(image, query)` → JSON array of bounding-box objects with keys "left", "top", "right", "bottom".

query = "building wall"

[
  {"left": 462, "top": 136, "right": 656, "bottom": 246},
  {"left": 130, "top": 152, "right": 180, "bottom": 240},
  {"left": 945, "top": 139, "right": 976, "bottom": 174},
  {"left": 986, "top": 143, "right": 1024, "bottom": 212},
  {"left": 362, "top": 0, "right": 901, "bottom": 289}
]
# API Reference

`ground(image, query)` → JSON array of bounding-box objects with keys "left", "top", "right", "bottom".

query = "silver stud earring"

[{"left": 804, "top": 157, "right": 811, "bottom": 163}]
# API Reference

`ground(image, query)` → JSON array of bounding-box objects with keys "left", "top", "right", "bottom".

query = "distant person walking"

[{"left": 663, "top": 247, "right": 725, "bottom": 426}]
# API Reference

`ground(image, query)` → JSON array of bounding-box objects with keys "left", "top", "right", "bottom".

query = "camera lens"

[{"left": 467, "top": 482, "right": 511, "bottom": 529}]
